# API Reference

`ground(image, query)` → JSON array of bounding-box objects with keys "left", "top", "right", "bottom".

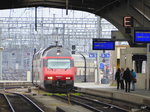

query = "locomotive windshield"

[{"left": 47, "top": 58, "right": 71, "bottom": 69}]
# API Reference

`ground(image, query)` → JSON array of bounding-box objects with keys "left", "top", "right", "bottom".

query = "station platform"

[
  {"left": 0, "top": 80, "right": 32, "bottom": 88},
  {"left": 74, "top": 82, "right": 150, "bottom": 107}
]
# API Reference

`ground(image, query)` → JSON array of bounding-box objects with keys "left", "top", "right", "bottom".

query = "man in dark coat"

[{"left": 123, "top": 67, "right": 132, "bottom": 92}]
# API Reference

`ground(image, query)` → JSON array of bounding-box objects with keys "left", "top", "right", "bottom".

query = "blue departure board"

[
  {"left": 92, "top": 39, "right": 115, "bottom": 50},
  {"left": 134, "top": 30, "right": 150, "bottom": 43}
]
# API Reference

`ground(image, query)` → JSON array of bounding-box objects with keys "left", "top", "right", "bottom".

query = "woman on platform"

[
  {"left": 131, "top": 69, "right": 136, "bottom": 91},
  {"left": 115, "top": 68, "right": 121, "bottom": 90}
]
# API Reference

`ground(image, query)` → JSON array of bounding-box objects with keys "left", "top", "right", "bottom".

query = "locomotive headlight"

[
  {"left": 56, "top": 49, "right": 61, "bottom": 55},
  {"left": 66, "top": 77, "right": 71, "bottom": 80},
  {"left": 47, "top": 76, "right": 53, "bottom": 80}
]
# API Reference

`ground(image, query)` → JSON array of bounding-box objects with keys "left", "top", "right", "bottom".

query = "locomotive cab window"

[{"left": 47, "top": 58, "right": 71, "bottom": 69}]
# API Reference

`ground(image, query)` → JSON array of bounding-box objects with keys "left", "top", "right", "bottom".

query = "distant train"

[{"left": 32, "top": 45, "right": 77, "bottom": 92}]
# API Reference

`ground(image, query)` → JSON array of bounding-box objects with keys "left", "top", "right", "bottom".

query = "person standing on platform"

[
  {"left": 123, "top": 67, "right": 132, "bottom": 92},
  {"left": 115, "top": 68, "right": 121, "bottom": 90},
  {"left": 131, "top": 69, "right": 136, "bottom": 91},
  {"left": 120, "top": 68, "right": 124, "bottom": 90}
]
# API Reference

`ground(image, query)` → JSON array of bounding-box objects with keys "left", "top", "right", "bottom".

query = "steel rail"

[
  {"left": 3, "top": 93, "right": 16, "bottom": 112},
  {"left": 15, "top": 93, "right": 44, "bottom": 112},
  {"left": 72, "top": 89, "right": 144, "bottom": 109},
  {"left": 69, "top": 97, "right": 103, "bottom": 112},
  {"left": 53, "top": 92, "right": 128, "bottom": 112},
  {"left": 53, "top": 94, "right": 108, "bottom": 112},
  {"left": 5, "top": 91, "right": 44, "bottom": 112},
  {"left": 72, "top": 95, "right": 128, "bottom": 112}
]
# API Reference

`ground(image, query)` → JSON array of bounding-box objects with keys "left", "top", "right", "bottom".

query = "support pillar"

[
  {"left": 126, "top": 53, "right": 133, "bottom": 70},
  {"left": 0, "top": 29, "right": 2, "bottom": 80},
  {"left": 0, "top": 49, "right": 2, "bottom": 80},
  {"left": 120, "top": 49, "right": 126, "bottom": 69},
  {"left": 146, "top": 44, "right": 150, "bottom": 90}
]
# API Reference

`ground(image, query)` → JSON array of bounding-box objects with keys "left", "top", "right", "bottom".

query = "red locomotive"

[{"left": 32, "top": 45, "right": 76, "bottom": 92}]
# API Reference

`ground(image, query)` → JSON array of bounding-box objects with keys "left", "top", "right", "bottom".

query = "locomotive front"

[{"left": 42, "top": 47, "right": 76, "bottom": 92}]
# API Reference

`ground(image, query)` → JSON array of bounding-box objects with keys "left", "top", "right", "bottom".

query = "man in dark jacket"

[{"left": 123, "top": 67, "right": 132, "bottom": 92}]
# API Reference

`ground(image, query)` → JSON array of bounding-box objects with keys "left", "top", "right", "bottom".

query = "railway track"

[
  {"left": 70, "top": 95, "right": 128, "bottom": 112},
  {"left": 72, "top": 89, "right": 150, "bottom": 112},
  {"left": 0, "top": 92, "right": 44, "bottom": 112},
  {"left": 1, "top": 85, "right": 150, "bottom": 112},
  {"left": 53, "top": 93, "right": 128, "bottom": 112},
  {"left": 53, "top": 89, "right": 150, "bottom": 112},
  {"left": 78, "top": 92, "right": 150, "bottom": 112},
  {"left": 0, "top": 93, "right": 14, "bottom": 112}
]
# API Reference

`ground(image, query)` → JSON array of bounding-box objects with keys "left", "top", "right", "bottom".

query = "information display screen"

[
  {"left": 134, "top": 30, "right": 150, "bottom": 43},
  {"left": 92, "top": 39, "right": 115, "bottom": 50}
]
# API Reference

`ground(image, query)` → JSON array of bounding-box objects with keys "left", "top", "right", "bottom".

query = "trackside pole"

[
  {"left": 0, "top": 29, "right": 2, "bottom": 80},
  {"left": 96, "top": 51, "right": 101, "bottom": 84},
  {"left": 67, "top": 93, "right": 71, "bottom": 105},
  {"left": 0, "top": 48, "right": 2, "bottom": 80}
]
